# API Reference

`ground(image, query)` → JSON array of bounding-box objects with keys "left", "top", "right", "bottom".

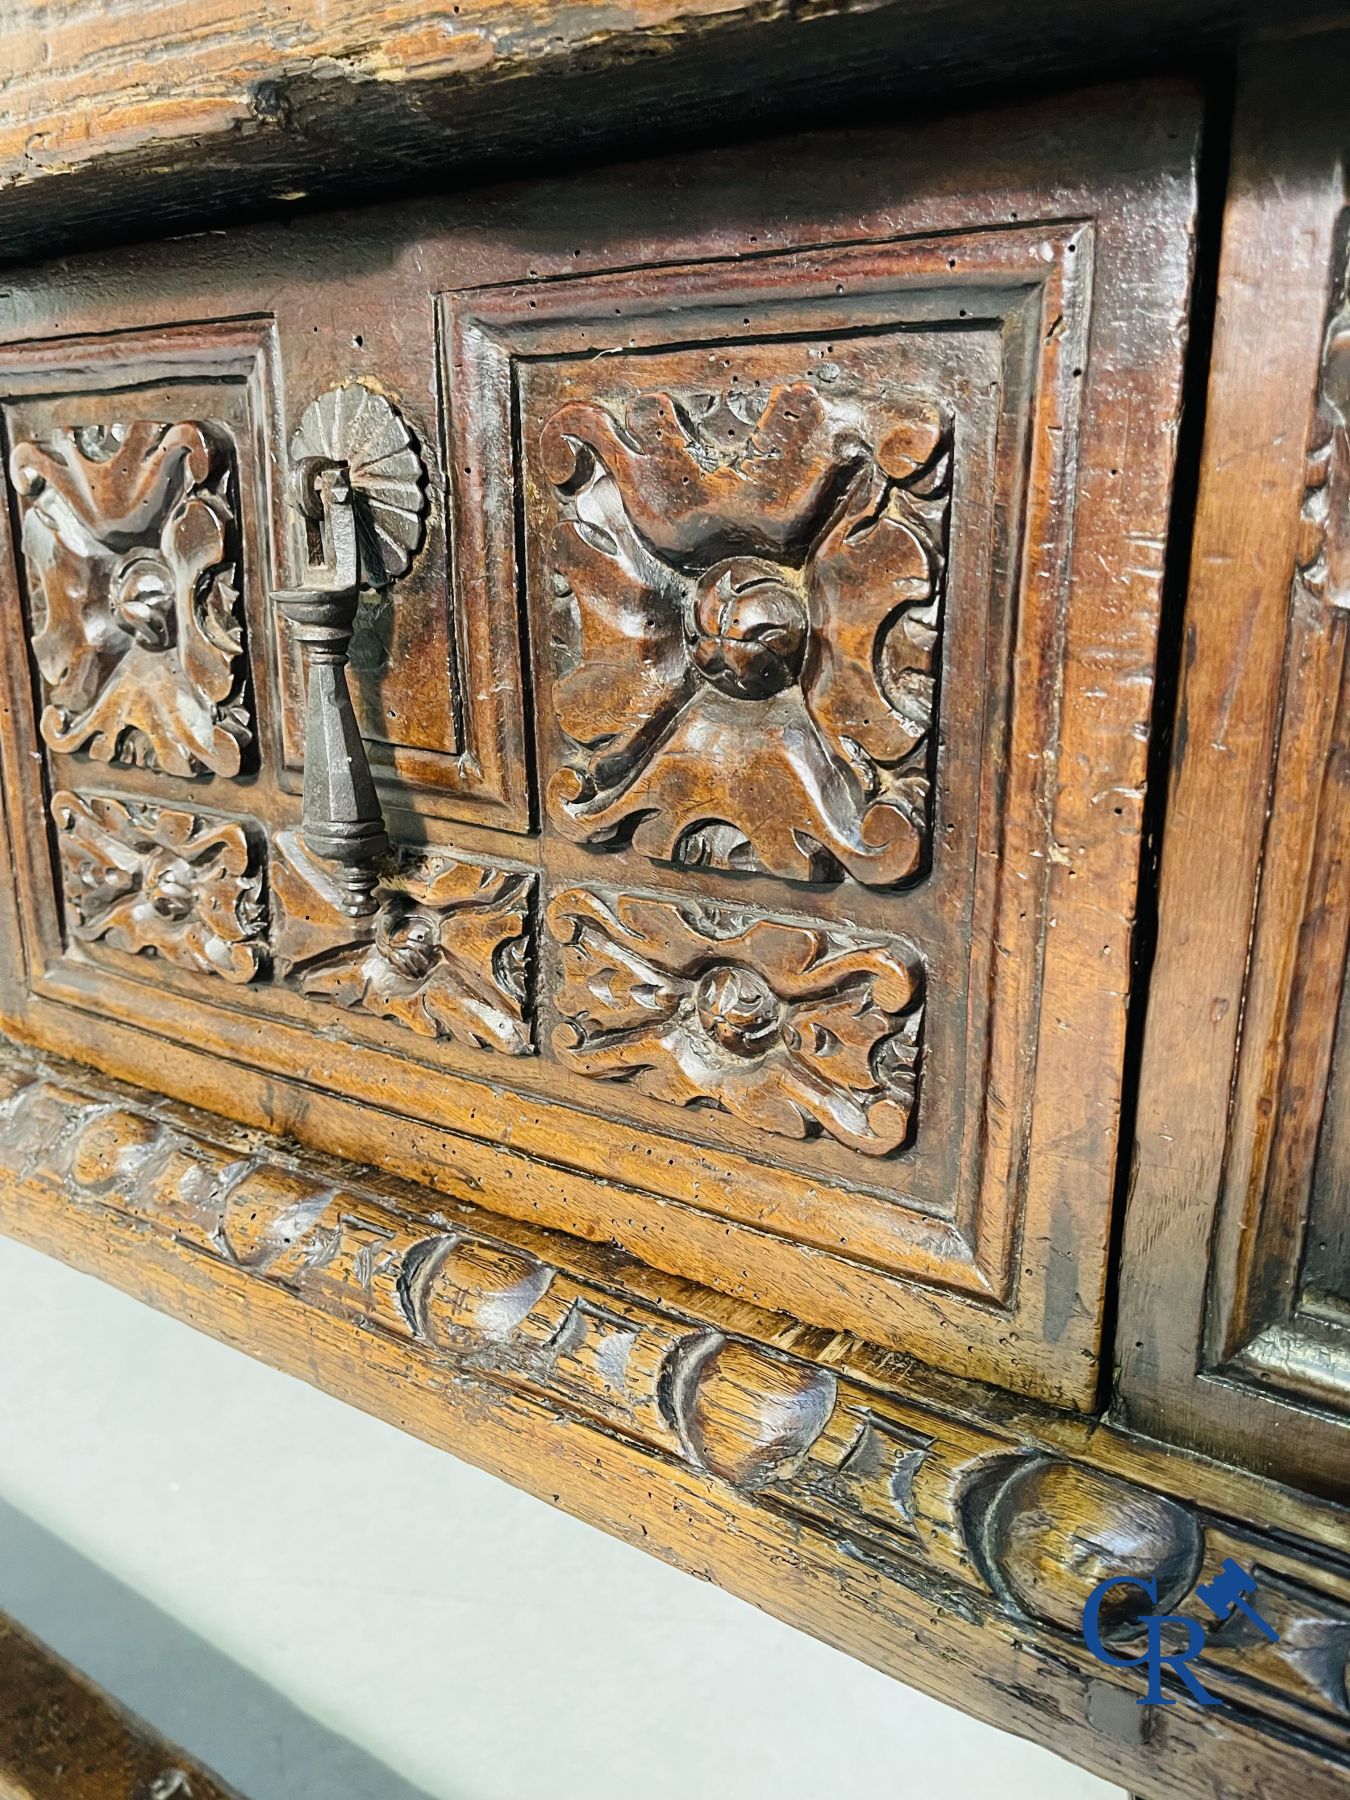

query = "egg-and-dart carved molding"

[{"left": 0, "top": 1050, "right": 1346, "bottom": 1744}]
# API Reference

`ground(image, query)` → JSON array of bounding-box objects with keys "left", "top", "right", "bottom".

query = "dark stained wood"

[
  {"left": 0, "top": 1610, "right": 245, "bottom": 1800},
  {"left": 0, "top": 1045, "right": 1348, "bottom": 1800},
  {"left": 0, "top": 0, "right": 1317, "bottom": 265},
  {"left": 536, "top": 383, "right": 947, "bottom": 885},
  {"left": 50, "top": 793, "right": 265, "bottom": 983},
  {"left": 1118, "top": 36, "right": 1350, "bottom": 1497}
]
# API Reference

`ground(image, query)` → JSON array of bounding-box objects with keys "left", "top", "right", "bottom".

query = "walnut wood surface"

[
  {"left": 0, "top": 1611, "right": 244, "bottom": 1800},
  {"left": 1119, "top": 38, "right": 1350, "bottom": 1497},
  {"left": 0, "top": 20, "right": 1347, "bottom": 1800},
  {"left": 0, "top": 83, "right": 1197, "bottom": 1408},
  {"left": 0, "top": 0, "right": 1314, "bottom": 264},
  {"left": 0, "top": 1046, "right": 1346, "bottom": 1800}
]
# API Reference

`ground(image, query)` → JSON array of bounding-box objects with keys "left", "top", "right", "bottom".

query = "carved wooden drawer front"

[{"left": 0, "top": 83, "right": 1198, "bottom": 1408}]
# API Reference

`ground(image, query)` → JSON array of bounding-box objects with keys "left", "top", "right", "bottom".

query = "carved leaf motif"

[
  {"left": 275, "top": 832, "right": 535, "bottom": 1055},
  {"left": 51, "top": 791, "right": 265, "bottom": 983},
  {"left": 10, "top": 422, "right": 249, "bottom": 776},
  {"left": 541, "top": 385, "right": 862, "bottom": 561},
  {"left": 547, "top": 888, "right": 923, "bottom": 1154},
  {"left": 13, "top": 1051, "right": 1350, "bottom": 1752},
  {"left": 1295, "top": 317, "right": 1350, "bottom": 612},
  {"left": 541, "top": 383, "right": 951, "bottom": 884}
]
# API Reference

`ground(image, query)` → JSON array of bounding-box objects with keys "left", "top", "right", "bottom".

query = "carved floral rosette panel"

[
  {"left": 273, "top": 831, "right": 536, "bottom": 1055},
  {"left": 540, "top": 380, "right": 951, "bottom": 885},
  {"left": 51, "top": 791, "right": 265, "bottom": 983},
  {"left": 547, "top": 889, "right": 923, "bottom": 1154},
  {"left": 10, "top": 421, "right": 250, "bottom": 777}
]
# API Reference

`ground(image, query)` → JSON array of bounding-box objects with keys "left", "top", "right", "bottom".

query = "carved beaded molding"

[{"left": 2, "top": 1051, "right": 1346, "bottom": 1750}]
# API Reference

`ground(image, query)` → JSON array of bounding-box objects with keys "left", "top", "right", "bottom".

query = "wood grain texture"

[
  {"left": 0, "top": 1611, "right": 244, "bottom": 1800},
  {"left": 0, "top": 85, "right": 1198, "bottom": 1407},
  {"left": 0, "top": 1045, "right": 1346, "bottom": 1800},
  {"left": 1118, "top": 37, "right": 1350, "bottom": 1496},
  {"left": 10, "top": 421, "right": 248, "bottom": 777},
  {"left": 0, "top": 0, "right": 1314, "bottom": 263}
]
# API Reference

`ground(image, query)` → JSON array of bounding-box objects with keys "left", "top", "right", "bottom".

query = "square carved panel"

[
  {"left": 536, "top": 359, "right": 948, "bottom": 887},
  {"left": 0, "top": 88, "right": 1199, "bottom": 1405},
  {"left": 51, "top": 790, "right": 267, "bottom": 984}
]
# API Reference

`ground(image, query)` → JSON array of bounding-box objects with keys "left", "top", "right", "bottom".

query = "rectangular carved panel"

[
  {"left": 51, "top": 791, "right": 266, "bottom": 983},
  {"left": 472, "top": 220, "right": 1081, "bottom": 1229},
  {"left": 548, "top": 889, "right": 922, "bottom": 1154},
  {"left": 12, "top": 420, "right": 250, "bottom": 777},
  {"left": 0, "top": 87, "right": 1199, "bottom": 1405}
]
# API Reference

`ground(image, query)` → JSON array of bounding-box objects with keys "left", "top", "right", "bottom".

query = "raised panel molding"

[
  {"left": 1120, "top": 65, "right": 1350, "bottom": 1492},
  {"left": 1199, "top": 262, "right": 1350, "bottom": 1415},
  {"left": 0, "top": 46, "right": 1345, "bottom": 1800},
  {"left": 0, "top": 1047, "right": 1345, "bottom": 1800}
]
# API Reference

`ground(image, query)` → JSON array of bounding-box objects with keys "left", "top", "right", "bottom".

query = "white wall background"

[{"left": 0, "top": 1232, "right": 1121, "bottom": 1800}]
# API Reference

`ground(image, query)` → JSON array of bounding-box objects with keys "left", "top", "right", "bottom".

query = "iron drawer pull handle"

[{"left": 272, "top": 385, "right": 428, "bottom": 918}]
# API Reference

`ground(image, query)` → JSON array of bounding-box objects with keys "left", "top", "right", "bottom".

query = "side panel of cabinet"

[{"left": 1119, "top": 43, "right": 1350, "bottom": 1495}]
